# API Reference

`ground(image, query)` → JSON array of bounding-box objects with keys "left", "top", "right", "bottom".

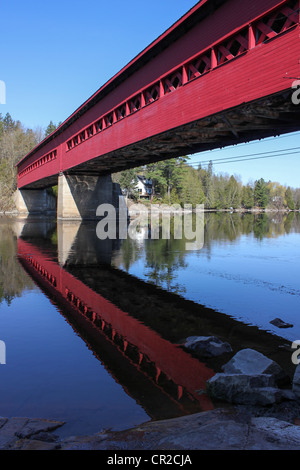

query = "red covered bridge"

[{"left": 15, "top": 0, "right": 300, "bottom": 218}]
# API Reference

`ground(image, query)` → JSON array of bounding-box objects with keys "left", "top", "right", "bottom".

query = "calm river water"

[{"left": 0, "top": 212, "right": 299, "bottom": 437}]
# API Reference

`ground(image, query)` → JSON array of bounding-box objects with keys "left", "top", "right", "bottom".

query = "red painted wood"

[{"left": 17, "top": 0, "right": 300, "bottom": 188}]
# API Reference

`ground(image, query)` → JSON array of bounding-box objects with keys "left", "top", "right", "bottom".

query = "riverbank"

[
  {"left": 3, "top": 403, "right": 300, "bottom": 450},
  {"left": 126, "top": 199, "right": 300, "bottom": 213},
  {"left": 1, "top": 205, "right": 299, "bottom": 218}
]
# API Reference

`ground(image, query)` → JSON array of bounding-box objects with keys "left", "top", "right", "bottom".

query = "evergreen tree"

[
  {"left": 119, "top": 168, "right": 139, "bottom": 200},
  {"left": 3, "top": 113, "right": 15, "bottom": 132},
  {"left": 45, "top": 121, "right": 57, "bottom": 137},
  {"left": 0, "top": 114, "right": 3, "bottom": 137},
  {"left": 285, "top": 187, "right": 295, "bottom": 210},
  {"left": 180, "top": 166, "right": 205, "bottom": 206},
  {"left": 254, "top": 178, "right": 270, "bottom": 208},
  {"left": 198, "top": 162, "right": 215, "bottom": 209},
  {"left": 241, "top": 184, "right": 254, "bottom": 209},
  {"left": 225, "top": 175, "right": 242, "bottom": 209},
  {"left": 145, "top": 157, "right": 188, "bottom": 202}
]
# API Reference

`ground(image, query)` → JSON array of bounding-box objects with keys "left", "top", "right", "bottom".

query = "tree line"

[{"left": 114, "top": 157, "right": 300, "bottom": 211}]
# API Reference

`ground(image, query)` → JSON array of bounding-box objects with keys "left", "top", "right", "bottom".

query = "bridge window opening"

[
  {"left": 80, "top": 131, "right": 86, "bottom": 143},
  {"left": 73, "top": 135, "right": 79, "bottom": 146},
  {"left": 105, "top": 113, "right": 114, "bottom": 127},
  {"left": 116, "top": 105, "right": 126, "bottom": 120},
  {"left": 187, "top": 53, "right": 211, "bottom": 81},
  {"left": 95, "top": 120, "right": 103, "bottom": 133},
  {"left": 164, "top": 70, "right": 183, "bottom": 94},
  {"left": 85, "top": 309, "right": 93, "bottom": 321},
  {"left": 129, "top": 96, "right": 141, "bottom": 113},
  {"left": 216, "top": 29, "right": 248, "bottom": 65},
  {"left": 145, "top": 84, "right": 160, "bottom": 104},
  {"left": 67, "top": 140, "right": 73, "bottom": 151},
  {"left": 86, "top": 125, "right": 94, "bottom": 138},
  {"left": 255, "top": 0, "right": 298, "bottom": 45}
]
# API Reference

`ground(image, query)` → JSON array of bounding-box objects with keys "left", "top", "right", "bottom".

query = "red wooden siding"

[{"left": 17, "top": 0, "right": 300, "bottom": 188}]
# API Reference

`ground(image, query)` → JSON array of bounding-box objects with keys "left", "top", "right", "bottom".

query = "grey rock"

[
  {"left": 184, "top": 336, "right": 232, "bottom": 358},
  {"left": 12, "top": 438, "right": 61, "bottom": 450},
  {"left": 15, "top": 418, "right": 65, "bottom": 439},
  {"left": 206, "top": 373, "right": 284, "bottom": 405},
  {"left": 158, "top": 418, "right": 248, "bottom": 450},
  {"left": 292, "top": 364, "right": 300, "bottom": 398},
  {"left": 251, "top": 417, "right": 300, "bottom": 446},
  {"left": 222, "top": 348, "right": 286, "bottom": 383},
  {"left": 4, "top": 410, "right": 300, "bottom": 450},
  {"left": 28, "top": 431, "right": 60, "bottom": 442},
  {"left": 0, "top": 418, "right": 8, "bottom": 430},
  {"left": 280, "top": 389, "right": 297, "bottom": 401},
  {"left": 270, "top": 318, "right": 293, "bottom": 329},
  {"left": 60, "top": 409, "right": 300, "bottom": 450},
  {"left": 0, "top": 417, "right": 29, "bottom": 449},
  {"left": 234, "top": 388, "right": 284, "bottom": 406}
]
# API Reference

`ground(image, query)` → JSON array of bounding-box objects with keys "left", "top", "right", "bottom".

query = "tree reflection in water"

[{"left": 113, "top": 212, "right": 300, "bottom": 292}]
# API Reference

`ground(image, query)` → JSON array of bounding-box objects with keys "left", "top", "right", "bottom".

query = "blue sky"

[{"left": 1, "top": 0, "right": 299, "bottom": 188}]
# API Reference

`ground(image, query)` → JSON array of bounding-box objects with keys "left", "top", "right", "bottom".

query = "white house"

[{"left": 136, "top": 175, "right": 152, "bottom": 198}]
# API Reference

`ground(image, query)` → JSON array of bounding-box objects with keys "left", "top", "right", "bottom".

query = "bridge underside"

[{"left": 25, "top": 90, "right": 300, "bottom": 190}]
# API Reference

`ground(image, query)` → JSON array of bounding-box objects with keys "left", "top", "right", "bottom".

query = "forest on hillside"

[
  {"left": 0, "top": 113, "right": 59, "bottom": 211},
  {"left": 114, "top": 157, "right": 300, "bottom": 211}
]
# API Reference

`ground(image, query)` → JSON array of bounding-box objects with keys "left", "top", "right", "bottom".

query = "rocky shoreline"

[
  {"left": 2, "top": 405, "right": 300, "bottom": 450},
  {"left": 2, "top": 342, "right": 300, "bottom": 450}
]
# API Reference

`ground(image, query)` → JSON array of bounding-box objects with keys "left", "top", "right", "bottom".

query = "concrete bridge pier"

[
  {"left": 57, "top": 172, "right": 123, "bottom": 220},
  {"left": 14, "top": 188, "right": 56, "bottom": 217}
]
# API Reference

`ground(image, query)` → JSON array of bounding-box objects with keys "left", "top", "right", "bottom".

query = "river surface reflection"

[
  {"left": 0, "top": 212, "right": 299, "bottom": 437},
  {"left": 112, "top": 212, "right": 300, "bottom": 341}
]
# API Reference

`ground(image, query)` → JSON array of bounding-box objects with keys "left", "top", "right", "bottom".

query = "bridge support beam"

[
  {"left": 57, "top": 173, "right": 122, "bottom": 220},
  {"left": 14, "top": 188, "right": 56, "bottom": 217}
]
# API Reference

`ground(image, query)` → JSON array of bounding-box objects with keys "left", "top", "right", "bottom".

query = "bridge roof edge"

[{"left": 16, "top": 0, "right": 226, "bottom": 168}]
